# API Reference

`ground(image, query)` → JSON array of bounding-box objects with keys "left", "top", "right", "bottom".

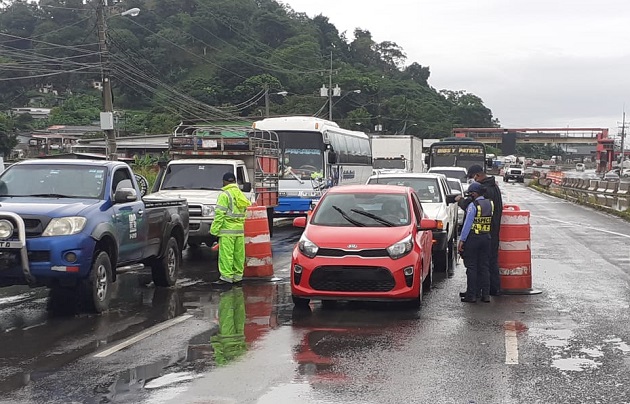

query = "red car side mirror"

[
  {"left": 419, "top": 218, "right": 437, "bottom": 230},
  {"left": 293, "top": 216, "right": 307, "bottom": 228}
]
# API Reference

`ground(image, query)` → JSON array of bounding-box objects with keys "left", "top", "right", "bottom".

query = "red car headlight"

[
  {"left": 387, "top": 235, "right": 413, "bottom": 260},
  {"left": 298, "top": 235, "right": 319, "bottom": 258}
]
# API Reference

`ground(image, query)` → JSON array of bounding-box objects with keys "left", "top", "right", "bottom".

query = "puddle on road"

[
  {"left": 95, "top": 282, "right": 284, "bottom": 402},
  {"left": 551, "top": 357, "right": 601, "bottom": 372},
  {"left": 530, "top": 327, "right": 630, "bottom": 373}
]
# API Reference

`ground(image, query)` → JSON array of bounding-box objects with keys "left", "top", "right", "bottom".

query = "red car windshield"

[{"left": 311, "top": 192, "right": 410, "bottom": 227}]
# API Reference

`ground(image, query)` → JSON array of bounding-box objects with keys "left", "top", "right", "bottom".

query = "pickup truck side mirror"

[
  {"left": 114, "top": 188, "right": 138, "bottom": 203},
  {"left": 241, "top": 182, "right": 252, "bottom": 192},
  {"left": 446, "top": 192, "right": 460, "bottom": 204}
]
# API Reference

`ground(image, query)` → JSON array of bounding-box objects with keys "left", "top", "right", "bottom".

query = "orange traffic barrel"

[
  {"left": 244, "top": 206, "right": 274, "bottom": 278},
  {"left": 498, "top": 203, "right": 541, "bottom": 295}
]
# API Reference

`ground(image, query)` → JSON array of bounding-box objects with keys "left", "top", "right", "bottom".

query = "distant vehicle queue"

[{"left": 0, "top": 115, "right": 508, "bottom": 312}]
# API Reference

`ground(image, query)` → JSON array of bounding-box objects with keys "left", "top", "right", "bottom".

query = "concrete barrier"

[
  {"left": 605, "top": 182, "right": 619, "bottom": 194},
  {"left": 542, "top": 175, "right": 630, "bottom": 213}
]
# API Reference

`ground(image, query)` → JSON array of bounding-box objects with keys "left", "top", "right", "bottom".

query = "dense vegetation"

[{"left": 0, "top": 0, "right": 498, "bottom": 138}]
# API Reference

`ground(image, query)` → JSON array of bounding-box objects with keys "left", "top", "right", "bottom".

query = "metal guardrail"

[{"left": 558, "top": 178, "right": 630, "bottom": 212}]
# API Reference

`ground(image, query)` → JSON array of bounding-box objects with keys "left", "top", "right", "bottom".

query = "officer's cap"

[
  {"left": 222, "top": 172, "right": 236, "bottom": 182},
  {"left": 468, "top": 181, "right": 485, "bottom": 195},
  {"left": 466, "top": 164, "right": 484, "bottom": 178}
]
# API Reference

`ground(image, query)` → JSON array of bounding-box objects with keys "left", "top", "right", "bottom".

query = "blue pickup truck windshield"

[{"left": 0, "top": 165, "right": 106, "bottom": 198}]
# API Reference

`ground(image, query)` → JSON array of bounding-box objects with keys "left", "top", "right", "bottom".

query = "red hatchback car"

[{"left": 291, "top": 185, "right": 437, "bottom": 308}]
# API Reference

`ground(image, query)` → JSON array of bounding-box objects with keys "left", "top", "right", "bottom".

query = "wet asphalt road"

[{"left": 1, "top": 183, "right": 630, "bottom": 403}]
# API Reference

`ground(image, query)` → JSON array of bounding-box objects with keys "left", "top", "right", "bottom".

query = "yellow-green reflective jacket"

[{"left": 210, "top": 183, "right": 251, "bottom": 237}]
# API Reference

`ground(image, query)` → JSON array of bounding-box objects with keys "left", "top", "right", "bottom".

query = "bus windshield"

[
  {"left": 277, "top": 131, "right": 324, "bottom": 180},
  {"left": 430, "top": 143, "right": 485, "bottom": 169}
]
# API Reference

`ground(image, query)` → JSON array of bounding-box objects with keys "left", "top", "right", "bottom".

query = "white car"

[
  {"left": 575, "top": 163, "right": 585, "bottom": 172},
  {"left": 366, "top": 172, "right": 459, "bottom": 273},
  {"left": 427, "top": 166, "right": 469, "bottom": 184},
  {"left": 446, "top": 178, "right": 465, "bottom": 231}
]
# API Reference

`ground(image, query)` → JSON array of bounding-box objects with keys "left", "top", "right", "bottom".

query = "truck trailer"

[{"left": 370, "top": 135, "right": 424, "bottom": 174}]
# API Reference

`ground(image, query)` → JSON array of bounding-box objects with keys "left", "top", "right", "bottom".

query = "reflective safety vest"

[
  {"left": 471, "top": 198, "right": 494, "bottom": 235},
  {"left": 210, "top": 183, "right": 251, "bottom": 237}
]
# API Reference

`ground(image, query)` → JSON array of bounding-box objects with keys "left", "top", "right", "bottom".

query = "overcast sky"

[{"left": 282, "top": 0, "right": 630, "bottom": 136}]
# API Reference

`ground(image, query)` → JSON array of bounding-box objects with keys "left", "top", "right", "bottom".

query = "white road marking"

[
  {"left": 93, "top": 314, "right": 193, "bottom": 358},
  {"left": 505, "top": 321, "right": 519, "bottom": 365},
  {"left": 536, "top": 216, "right": 630, "bottom": 239}
]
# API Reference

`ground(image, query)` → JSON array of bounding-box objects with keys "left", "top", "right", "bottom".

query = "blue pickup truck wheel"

[
  {"left": 83, "top": 251, "right": 112, "bottom": 313},
  {"left": 151, "top": 237, "right": 180, "bottom": 287}
]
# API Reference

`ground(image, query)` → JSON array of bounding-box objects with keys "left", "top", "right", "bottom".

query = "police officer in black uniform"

[
  {"left": 457, "top": 181, "right": 494, "bottom": 303},
  {"left": 457, "top": 164, "right": 503, "bottom": 296}
]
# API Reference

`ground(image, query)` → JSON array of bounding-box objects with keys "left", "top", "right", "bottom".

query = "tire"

[
  {"left": 292, "top": 295, "right": 310, "bottom": 308},
  {"left": 433, "top": 247, "right": 448, "bottom": 272},
  {"left": 151, "top": 236, "right": 180, "bottom": 287},
  {"left": 267, "top": 207, "right": 274, "bottom": 238},
  {"left": 409, "top": 275, "right": 423, "bottom": 309},
  {"left": 446, "top": 236, "right": 456, "bottom": 276},
  {"left": 422, "top": 259, "right": 433, "bottom": 292},
  {"left": 82, "top": 251, "right": 112, "bottom": 313}
]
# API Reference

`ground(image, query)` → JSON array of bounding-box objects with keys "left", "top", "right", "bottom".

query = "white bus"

[{"left": 252, "top": 116, "right": 372, "bottom": 216}]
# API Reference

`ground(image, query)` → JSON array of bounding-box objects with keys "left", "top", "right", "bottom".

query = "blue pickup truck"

[{"left": 0, "top": 159, "right": 189, "bottom": 312}]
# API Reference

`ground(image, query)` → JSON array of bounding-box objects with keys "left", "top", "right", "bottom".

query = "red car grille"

[
  {"left": 309, "top": 266, "right": 395, "bottom": 292},
  {"left": 317, "top": 248, "right": 389, "bottom": 258}
]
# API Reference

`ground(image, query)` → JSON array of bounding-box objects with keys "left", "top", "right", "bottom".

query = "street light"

[
  {"left": 96, "top": 3, "right": 140, "bottom": 160},
  {"left": 264, "top": 87, "right": 288, "bottom": 117},
  {"left": 321, "top": 88, "right": 360, "bottom": 121},
  {"left": 120, "top": 8, "right": 140, "bottom": 17}
]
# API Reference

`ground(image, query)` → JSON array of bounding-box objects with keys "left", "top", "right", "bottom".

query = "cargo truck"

[
  {"left": 150, "top": 124, "right": 279, "bottom": 249},
  {"left": 370, "top": 135, "right": 424, "bottom": 174}
]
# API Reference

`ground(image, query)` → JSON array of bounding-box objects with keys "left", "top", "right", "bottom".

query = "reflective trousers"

[
  {"left": 218, "top": 235, "right": 245, "bottom": 282},
  {"left": 210, "top": 287, "right": 246, "bottom": 365},
  {"left": 463, "top": 233, "right": 491, "bottom": 300}
]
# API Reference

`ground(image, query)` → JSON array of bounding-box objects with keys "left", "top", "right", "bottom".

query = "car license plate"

[{"left": 0, "top": 241, "right": 22, "bottom": 249}]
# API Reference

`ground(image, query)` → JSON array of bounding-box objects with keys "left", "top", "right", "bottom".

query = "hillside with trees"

[{"left": 0, "top": 0, "right": 499, "bottom": 137}]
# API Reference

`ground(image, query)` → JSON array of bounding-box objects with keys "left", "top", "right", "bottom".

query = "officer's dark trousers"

[
  {"left": 489, "top": 232, "right": 501, "bottom": 294},
  {"left": 463, "top": 234, "right": 491, "bottom": 300}
]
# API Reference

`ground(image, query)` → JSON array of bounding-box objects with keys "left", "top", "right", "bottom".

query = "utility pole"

[
  {"left": 328, "top": 51, "right": 333, "bottom": 121},
  {"left": 96, "top": 0, "right": 116, "bottom": 160},
  {"left": 264, "top": 84, "right": 270, "bottom": 118},
  {"left": 620, "top": 111, "right": 627, "bottom": 167}
]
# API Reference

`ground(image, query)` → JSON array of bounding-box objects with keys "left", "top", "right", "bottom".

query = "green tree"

[{"left": 0, "top": 115, "right": 18, "bottom": 158}]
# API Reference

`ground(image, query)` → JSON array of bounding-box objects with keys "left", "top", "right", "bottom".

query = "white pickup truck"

[
  {"left": 150, "top": 126, "right": 279, "bottom": 249},
  {"left": 366, "top": 172, "right": 460, "bottom": 274},
  {"left": 503, "top": 165, "right": 525, "bottom": 183}
]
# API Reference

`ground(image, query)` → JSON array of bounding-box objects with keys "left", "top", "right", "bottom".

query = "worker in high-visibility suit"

[
  {"left": 211, "top": 287, "right": 247, "bottom": 365},
  {"left": 210, "top": 172, "right": 251, "bottom": 287}
]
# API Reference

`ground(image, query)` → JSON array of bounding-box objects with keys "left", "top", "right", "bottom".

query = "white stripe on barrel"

[{"left": 499, "top": 241, "right": 530, "bottom": 251}]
